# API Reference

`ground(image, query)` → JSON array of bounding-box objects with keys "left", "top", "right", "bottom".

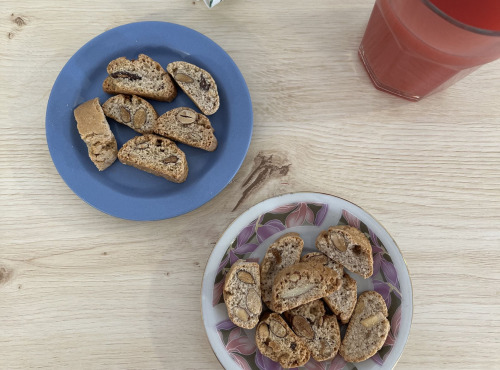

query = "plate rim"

[
  {"left": 201, "top": 191, "right": 413, "bottom": 370},
  {"left": 45, "top": 21, "right": 253, "bottom": 221}
]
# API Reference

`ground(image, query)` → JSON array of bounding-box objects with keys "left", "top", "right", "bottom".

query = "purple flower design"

[
  {"left": 342, "top": 210, "right": 360, "bottom": 229},
  {"left": 369, "top": 228, "right": 384, "bottom": 254},
  {"left": 226, "top": 327, "right": 257, "bottom": 355},
  {"left": 384, "top": 329, "right": 396, "bottom": 346},
  {"left": 217, "top": 254, "right": 230, "bottom": 275},
  {"left": 373, "top": 252, "right": 382, "bottom": 277},
  {"left": 373, "top": 279, "right": 391, "bottom": 309},
  {"left": 314, "top": 204, "right": 328, "bottom": 226},
  {"left": 256, "top": 218, "right": 286, "bottom": 243},
  {"left": 270, "top": 203, "right": 299, "bottom": 214},
  {"left": 216, "top": 318, "right": 237, "bottom": 331},
  {"left": 391, "top": 306, "right": 402, "bottom": 337},
  {"left": 212, "top": 278, "right": 225, "bottom": 306},
  {"left": 304, "top": 358, "right": 325, "bottom": 370},
  {"left": 286, "top": 203, "right": 314, "bottom": 228},
  {"left": 232, "top": 354, "right": 253, "bottom": 370},
  {"left": 255, "top": 350, "right": 283, "bottom": 370},
  {"left": 327, "top": 355, "right": 347, "bottom": 370},
  {"left": 381, "top": 257, "right": 400, "bottom": 291},
  {"left": 237, "top": 219, "right": 257, "bottom": 248},
  {"left": 231, "top": 218, "right": 259, "bottom": 256},
  {"left": 371, "top": 328, "right": 396, "bottom": 366},
  {"left": 371, "top": 353, "right": 384, "bottom": 366}
]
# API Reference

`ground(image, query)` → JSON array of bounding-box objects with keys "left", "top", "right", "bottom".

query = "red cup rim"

[{"left": 423, "top": 0, "right": 500, "bottom": 36}]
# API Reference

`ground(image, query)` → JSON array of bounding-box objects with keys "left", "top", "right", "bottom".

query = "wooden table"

[{"left": 1, "top": 0, "right": 500, "bottom": 368}]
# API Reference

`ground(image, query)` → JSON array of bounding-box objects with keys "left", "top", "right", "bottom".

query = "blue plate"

[{"left": 46, "top": 22, "right": 253, "bottom": 221}]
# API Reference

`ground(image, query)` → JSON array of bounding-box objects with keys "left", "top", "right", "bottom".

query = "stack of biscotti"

[
  {"left": 74, "top": 54, "right": 223, "bottom": 182},
  {"left": 222, "top": 226, "right": 391, "bottom": 368},
  {"left": 314, "top": 225, "right": 390, "bottom": 363}
]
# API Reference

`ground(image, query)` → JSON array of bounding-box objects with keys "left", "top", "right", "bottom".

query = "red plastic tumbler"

[{"left": 359, "top": 0, "right": 500, "bottom": 101}]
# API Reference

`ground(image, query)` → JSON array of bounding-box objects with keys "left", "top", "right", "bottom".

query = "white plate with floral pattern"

[{"left": 201, "top": 192, "right": 412, "bottom": 370}]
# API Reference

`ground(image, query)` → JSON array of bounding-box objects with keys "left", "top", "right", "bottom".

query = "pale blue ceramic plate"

[{"left": 46, "top": 22, "right": 253, "bottom": 220}]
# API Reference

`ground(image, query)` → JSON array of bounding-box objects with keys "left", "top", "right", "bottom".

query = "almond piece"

[
  {"left": 175, "top": 73, "right": 194, "bottom": 83},
  {"left": 235, "top": 307, "right": 249, "bottom": 321},
  {"left": 289, "top": 273, "right": 300, "bottom": 282},
  {"left": 281, "top": 283, "right": 314, "bottom": 299},
  {"left": 237, "top": 271, "right": 255, "bottom": 284},
  {"left": 310, "top": 254, "right": 328, "bottom": 264},
  {"left": 246, "top": 288, "right": 262, "bottom": 315},
  {"left": 360, "top": 312, "right": 385, "bottom": 328},
  {"left": 133, "top": 108, "right": 147, "bottom": 129},
  {"left": 292, "top": 315, "right": 314, "bottom": 340},
  {"left": 355, "top": 300, "right": 365, "bottom": 315},
  {"left": 258, "top": 323, "right": 269, "bottom": 340},
  {"left": 176, "top": 109, "right": 197, "bottom": 124},
  {"left": 332, "top": 233, "right": 347, "bottom": 252},
  {"left": 269, "top": 319, "right": 287, "bottom": 338},
  {"left": 163, "top": 156, "right": 178, "bottom": 164},
  {"left": 120, "top": 107, "right": 131, "bottom": 122}
]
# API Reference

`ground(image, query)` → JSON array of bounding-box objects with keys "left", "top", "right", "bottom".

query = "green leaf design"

[
  {"left": 338, "top": 215, "right": 348, "bottom": 226},
  {"left": 261, "top": 211, "right": 287, "bottom": 226},
  {"left": 378, "top": 344, "right": 391, "bottom": 361},
  {"left": 359, "top": 222, "right": 370, "bottom": 236},
  {"left": 382, "top": 252, "right": 394, "bottom": 264},
  {"left": 388, "top": 291, "right": 401, "bottom": 318}
]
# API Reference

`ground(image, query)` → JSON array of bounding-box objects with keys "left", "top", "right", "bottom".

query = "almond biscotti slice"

[
  {"left": 74, "top": 97, "right": 117, "bottom": 171},
  {"left": 301, "top": 252, "right": 357, "bottom": 324},
  {"left": 223, "top": 260, "right": 262, "bottom": 329},
  {"left": 154, "top": 107, "right": 217, "bottom": 151},
  {"left": 103, "top": 54, "right": 177, "bottom": 102},
  {"left": 316, "top": 225, "right": 373, "bottom": 278},
  {"left": 339, "top": 291, "right": 390, "bottom": 363},
  {"left": 300, "top": 252, "right": 343, "bottom": 279},
  {"left": 284, "top": 300, "right": 341, "bottom": 362},
  {"left": 255, "top": 312, "right": 310, "bottom": 368},
  {"left": 102, "top": 94, "right": 158, "bottom": 134},
  {"left": 260, "top": 233, "right": 304, "bottom": 309},
  {"left": 166, "top": 61, "right": 220, "bottom": 115},
  {"left": 270, "top": 261, "right": 341, "bottom": 314},
  {"left": 325, "top": 273, "right": 357, "bottom": 324},
  {"left": 117, "top": 134, "right": 188, "bottom": 183}
]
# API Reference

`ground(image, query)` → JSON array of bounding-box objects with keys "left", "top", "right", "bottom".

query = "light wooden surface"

[{"left": 1, "top": 0, "right": 500, "bottom": 368}]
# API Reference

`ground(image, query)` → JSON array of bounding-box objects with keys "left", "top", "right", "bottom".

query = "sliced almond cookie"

[
  {"left": 270, "top": 261, "right": 341, "bottom": 314},
  {"left": 339, "top": 291, "right": 390, "bottom": 363},
  {"left": 103, "top": 54, "right": 177, "bottom": 102},
  {"left": 301, "top": 252, "right": 357, "bottom": 324},
  {"left": 255, "top": 312, "right": 310, "bottom": 368},
  {"left": 316, "top": 225, "right": 373, "bottom": 278},
  {"left": 260, "top": 233, "right": 304, "bottom": 309},
  {"left": 74, "top": 97, "right": 117, "bottom": 171},
  {"left": 223, "top": 260, "right": 262, "bottom": 329},
  {"left": 284, "top": 300, "right": 341, "bottom": 362},
  {"left": 166, "top": 61, "right": 220, "bottom": 115},
  {"left": 102, "top": 94, "right": 158, "bottom": 134},
  {"left": 117, "top": 134, "right": 188, "bottom": 183},
  {"left": 154, "top": 107, "right": 217, "bottom": 151}
]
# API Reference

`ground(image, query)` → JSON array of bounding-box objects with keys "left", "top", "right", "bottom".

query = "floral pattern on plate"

[{"left": 212, "top": 203, "right": 402, "bottom": 370}]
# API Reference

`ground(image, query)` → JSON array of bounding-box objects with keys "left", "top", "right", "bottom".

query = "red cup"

[{"left": 359, "top": 0, "right": 500, "bottom": 101}]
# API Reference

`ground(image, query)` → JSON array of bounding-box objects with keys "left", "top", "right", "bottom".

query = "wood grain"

[{"left": 1, "top": 0, "right": 500, "bottom": 368}]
